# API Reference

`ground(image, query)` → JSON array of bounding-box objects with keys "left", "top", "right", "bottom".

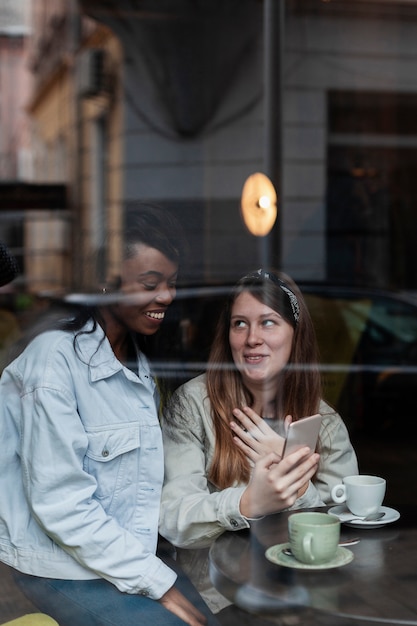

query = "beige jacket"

[{"left": 160, "top": 374, "right": 358, "bottom": 612}]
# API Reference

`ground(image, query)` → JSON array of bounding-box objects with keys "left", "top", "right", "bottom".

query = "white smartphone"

[{"left": 282, "top": 413, "right": 322, "bottom": 458}]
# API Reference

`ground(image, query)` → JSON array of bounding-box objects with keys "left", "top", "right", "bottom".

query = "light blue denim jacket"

[{"left": 0, "top": 321, "right": 176, "bottom": 600}]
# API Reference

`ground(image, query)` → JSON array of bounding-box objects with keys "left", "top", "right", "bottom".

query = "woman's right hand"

[
  {"left": 159, "top": 586, "right": 207, "bottom": 626},
  {"left": 239, "top": 447, "right": 320, "bottom": 518},
  {"left": 230, "top": 407, "right": 290, "bottom": 461}
]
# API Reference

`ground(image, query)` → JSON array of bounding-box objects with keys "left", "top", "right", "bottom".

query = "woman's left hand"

[{"left": 230, "top": 407, "right": 291, "bottom": 462}]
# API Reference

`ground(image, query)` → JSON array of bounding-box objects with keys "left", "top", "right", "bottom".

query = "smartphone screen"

[{"left": 282, "top": 413, "right": 322, "bottom": 458}]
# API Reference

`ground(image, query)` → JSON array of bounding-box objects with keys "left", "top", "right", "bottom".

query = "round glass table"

[{"left": 209, "top": 505, "right": 417, "bottom": 625}]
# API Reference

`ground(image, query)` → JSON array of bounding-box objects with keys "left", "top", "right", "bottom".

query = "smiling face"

[
  {"left": 103, "top": 243, "right": 178, "bottom": 340},
  {"left": 229, "top": 291, "right": 294, "bottom": 392}
]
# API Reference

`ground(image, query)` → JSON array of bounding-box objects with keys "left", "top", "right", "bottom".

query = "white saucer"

[
  {"left": 328, "top": 505, "right": 400, "bottom": 528},
  {"left": 265, "top": 542, "right": 354, "bottom": 570}
]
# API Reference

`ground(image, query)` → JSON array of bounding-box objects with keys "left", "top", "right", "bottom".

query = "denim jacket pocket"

[{"left": 84, "top": 423, "right": 140, "bottom": 512}]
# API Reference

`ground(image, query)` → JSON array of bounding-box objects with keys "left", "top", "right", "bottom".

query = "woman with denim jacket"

[
  {"left": 160, "top": 270, "right": 358, "bottom": 618},
  {"left": 0, "top": 205, "right": 217, "bottom": 626}
]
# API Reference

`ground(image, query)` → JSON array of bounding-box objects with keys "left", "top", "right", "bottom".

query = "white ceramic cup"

[{"left": 331, "top": 475, "right": 386, "bottom": 517}]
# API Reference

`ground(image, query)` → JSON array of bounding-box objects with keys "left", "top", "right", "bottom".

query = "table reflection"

[{"left": 209, "top": 506, "right": 417, "bottom": 624}]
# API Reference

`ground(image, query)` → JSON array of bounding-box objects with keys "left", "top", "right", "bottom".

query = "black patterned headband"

[{"left": 239, "top": 268, "right": 300, "bottom": 325}]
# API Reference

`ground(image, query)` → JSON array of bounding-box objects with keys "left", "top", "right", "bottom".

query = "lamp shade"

[{"left": 240, "top": 172, "right": 277, "bottom": 236}]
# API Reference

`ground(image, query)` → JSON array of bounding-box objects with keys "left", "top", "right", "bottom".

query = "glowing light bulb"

[
  {"left": 240, "top": 172, "right": 278, "bottom": 236},
  {"left": 258, "top": 195, "right": 270, "bottom": 210}
]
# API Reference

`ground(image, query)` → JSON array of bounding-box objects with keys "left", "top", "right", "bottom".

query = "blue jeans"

[{"left": 12, "top": 556, "right": 221, "bottom": 626}]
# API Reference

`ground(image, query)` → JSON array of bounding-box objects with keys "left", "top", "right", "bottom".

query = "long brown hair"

[{"left": 207, "top": 270, "right": 321, "bottom": 489}]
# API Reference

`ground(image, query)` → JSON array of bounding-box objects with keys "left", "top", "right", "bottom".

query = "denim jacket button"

[
  {"left": 102, "top": 449, "right": 109, "bottom": 457},
  {"left": 229, "top": 518, "right": 239, "bottom": 528}
]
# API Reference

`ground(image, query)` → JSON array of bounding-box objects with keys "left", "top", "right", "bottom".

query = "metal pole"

[{"left": 263, "top": 0, "right": 284, "bottom": 270}]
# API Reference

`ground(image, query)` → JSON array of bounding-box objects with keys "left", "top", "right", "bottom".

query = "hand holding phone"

[{"left": 282, "top": 413, "right": 322, "bottom": 458}]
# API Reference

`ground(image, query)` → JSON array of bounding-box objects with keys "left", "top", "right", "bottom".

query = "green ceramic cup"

[{"left": 288, "top": 512, "right": 341, "bottom": 565}]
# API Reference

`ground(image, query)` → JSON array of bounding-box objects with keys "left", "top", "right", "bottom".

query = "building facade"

[{"left": 11, "top": 0, "right": 417, "bottom": 294}]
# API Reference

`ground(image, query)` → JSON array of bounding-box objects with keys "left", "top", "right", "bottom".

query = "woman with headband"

[{"left": 159, "top": 269, "right": 358, "bottom": 619}]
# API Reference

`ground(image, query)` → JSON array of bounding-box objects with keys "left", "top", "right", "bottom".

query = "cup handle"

[
  {"left": 302, "top": 532, "right": 314, "bottom": 562},
  {"left": 331, "top": 483, "right": 346, "bottom": 504}
]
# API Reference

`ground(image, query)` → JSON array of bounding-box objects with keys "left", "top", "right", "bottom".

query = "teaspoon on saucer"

[
  {"left": 343, "top": 511, "right": 386, "bottom": 523},
  {"left": 283, "top": 537, "right": 360, "bottom": 557}
]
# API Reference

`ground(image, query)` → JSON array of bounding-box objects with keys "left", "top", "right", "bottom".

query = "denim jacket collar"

[{"left": 73, "top": 320, "right": 148, "bottom": 384}]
